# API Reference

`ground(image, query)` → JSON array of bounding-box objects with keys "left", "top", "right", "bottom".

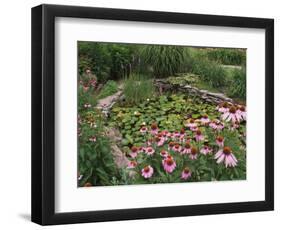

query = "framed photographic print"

[{"left": 31, "top": 4, "right": 274, "bottom": 225}]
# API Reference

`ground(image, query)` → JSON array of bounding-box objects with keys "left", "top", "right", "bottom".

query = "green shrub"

[
  {"left": 78, "top": 42, "right": 111, "bottom": 80},
  {"left": 78, "top": 79, "right": 97, "bottom": 114},
  {"left": 206, "top": 48, "right": 246, "bottom": 66},
  {"left": 97, "top": 80, "right": 118, "bottom": 99},
  {"left": 78, "top": 42, "right": 136, "bottom": 82},
  {"left": 123, "top": 74, "right": 155, "bottom": 105},
  {"left": 191, "top": 58, "right": 227, "bottom": 88},
  {"left": 78, "top": 111, "right": 117, "bottom": 186},
  {"left": 229, "top": 68, "right": 246, "bottom": 100},
  {"left": 141, "top": 45, "right": 185, "bottom": 78}
]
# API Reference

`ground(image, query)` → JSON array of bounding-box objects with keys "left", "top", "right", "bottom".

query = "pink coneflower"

[
  {"left": 166, "top": 132, "right": 172, "bottom": 139},
  {"left": 237, "top": 105, "right": 247, "bottom": 121},
  {"left": 140, "top": 126, "right": 148, "bottom": 134},
  {"left": 179, "top": 128, "right": 186, "bottom": 139},
  {"left": 217, "top": 102, "right": 230, "bottom": 113},
  {"left": 189, "top": 147, "right": 198, "bottom": 160},
  {"left": 181, "top": 167, "right": 192, "bottom": 180},
  {"left": 209, "top": 120, "right": 218, "bottom": 129},
  {"left": 150, "top": 123, "right": 159, "bottom": 135},
  {"left": 83, "top": 85, "right": 90, "bottom": 92},
  {"left": 146, "top": 138, "right": 153, "bottom": 146},
  {"left": 138, "top": 146, "right": 144, "bottom": 153},
  {"left": 145, "top": 146, "right": 155, "bottom": 156},
  {"left": 216, "top": 136, "right": 224, "bottom": 147},
  {"left": 172, "top": 131, "right": 181, "bottom": 139},
  {"left": 230, "top": 121, "right": 240, "bottom": 131},
  {"left": 127, "top": 160, "right": 137, "bottom": 169},
  {"left": 201, "top": 115, "right": 210, "bottom": 125},
  {"left": 162, "top": 156, "right": 177, "bottom": 173},
  {"left": 185, "top": 118, "right": 197, "bottom": 131},
  {"left": 221, "top": 106, "right": 242, "bottom": 123},
  {"left": 160, "top": 130, "right": 170, "bottom": 140},
  {"left": 84, "top": 103, "right": 91, "bottom": 108},
  {"left": 141, "top": 165, "right": 154, "bottom": 178},
  {"left": 168, "top": 142, "right": 175, "bottom": 151},
  {"left": 216, "top": 121, "right": 225, "bottom": 130},
  {"left": 155, "top": 135, "right": 165, "bottom": 146},
  {"left": 209, "top": 119, "right": 224, "bottom": 130},
  {"left": 129, "top": 146, "right": 139, "bottom": 158},
  {"left": 181, "top": 142, "right": 191, "bottom": 155},
  {"left": 200, "top": 145, "right": 212, "bottom": 155},
  {"left": 190, "top": 126, "right": 198, "bottom": 132},
  {"left": 186, "top": 118, "right": 197, "bottom": 130},
  {"left": 160, "top": 149, "right": 169, "bottom": 158},
  {"left": 215, "top": 146, "right": 238, "bottom": 167},
  {"left": 88, "top": 136, "right": 96, "bottom": 142},
  {"left": 172, "top": 143, "right": 182, "bottom": 153},
  {"left": 195, "top": 130, "right": 204, "bottom": 142},
  {"left": 89, "top": 79, "right": 97, "bottom": 87}
]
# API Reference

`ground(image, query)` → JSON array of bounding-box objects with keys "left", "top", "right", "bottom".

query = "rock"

[
  {"left": 111, "top": 144, "right": 129, "bottom": 168},
  {"left": 105, "top": 127, "right": 129, "bottom": 168},
  {"left": 154, "top": 78, "right": 234, "bottom": 105}
]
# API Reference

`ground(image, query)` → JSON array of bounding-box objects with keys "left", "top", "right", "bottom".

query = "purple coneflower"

[
  {"left": 83, "top": 85, "right": 89, "bottom": 92},
  {"left": 140, "top": 126, "right": 148, "bottom": 134},
  {"left": 181, "top": 167, "right": 192, "bottom": 180},
  {"left": 168, "top": 142, "right": 175, "bottom": 151},
  {"left": 88, "top": 136, "right": 96, "bottom": 142},
  {"left": 181, "top": 142, "right": 191, "bottom": 155},
  {"left": 129, "top": 146, "right": 139, "bottom": 158},
  {"left": 145, "top": 146, "right": 155, "bottom": 156},
  {"left": 186, "top": 118, "right": 197, "bottom": 130},
  {"left": 230, "top": 121, "right": 240, "bottom": 131},
  {"left": 172, "top": 143, "right": 182, "bottom": 153},
  {"left": 160, "top": 130, "right": 170, "bottom": 141},
  {"left": 127, "top": 161, "right": 137, "bottom": 169},
  {"left": 179, "top": 128, "right": 186, "bottom": 139},
  {"left": 155, "top": 135, "right": 165, "bottom": 146},
  {"left": 189, "top": 147, "right": 198, "bottom": 160},
  {"left": 141, "top": 165, "right": 154, "bottom": 178},
  {"left": 216, "top": 136, "right": 224, "bottom": 147},
  {"left": 237, "top": 105, "right": 247, "bottom": 121},
  {"left": 160, "top": 149, "right": 169, "bottom": 158},
  {"left": 200, "top": 114, "right": 210, "bottom": 125},
  {"left": 195, "top": 130, "right": 204, "bottom": 142},
  {"left": 150, "top": 123, "right": 159, "bottom": 135},
  {"left": 171, "top": 131, "right": 180, "bottom": 139},
  {"left": 221, "top": 106, "right": 242, "bottom": 123},
  {"left": 146, "top": 138, "right": 153, "bottom": 146},
  {"left": 214, "top": 146, "right": 238, "bottom": 167},
  {"left": 217, "top": 102, "right": 230, "bottom": 113},
  {"left": 200, "top": 145, "right": 212, "bottom": 155},
  {"left": 162, "top": 156, "right": 177, "bottom": 173}
]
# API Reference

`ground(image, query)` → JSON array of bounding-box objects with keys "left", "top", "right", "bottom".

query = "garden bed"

[{"left": 77, "top": 42, "right": 247, "bottom": 187}]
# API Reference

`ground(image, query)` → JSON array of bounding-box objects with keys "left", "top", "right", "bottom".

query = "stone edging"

[{"left": 154, "top": 79, "right": 233, "bottom": 104}]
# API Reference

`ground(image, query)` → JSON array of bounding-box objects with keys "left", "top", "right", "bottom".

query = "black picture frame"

[{"left": 31, "top": 4, "right": 274, "bottom": 225}]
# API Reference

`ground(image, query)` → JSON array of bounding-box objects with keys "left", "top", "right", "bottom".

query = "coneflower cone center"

[
  {"left": 229, "top": 106, "right": 237, "bottom": 114},
  {"left": 223, "top": 147, "right": 231, "bottom": 155}
]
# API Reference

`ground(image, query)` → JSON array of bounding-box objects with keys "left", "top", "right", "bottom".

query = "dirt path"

[
  {"left": 96, "top": 84, "right": 129, "bottom": 169},
  {"left": 96, "top": 84, "right": 124, "bottom": 115}
]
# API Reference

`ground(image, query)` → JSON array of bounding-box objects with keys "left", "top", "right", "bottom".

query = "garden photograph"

[{"left": 77, "top": 41, "right": 247, "bottom": 187}]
